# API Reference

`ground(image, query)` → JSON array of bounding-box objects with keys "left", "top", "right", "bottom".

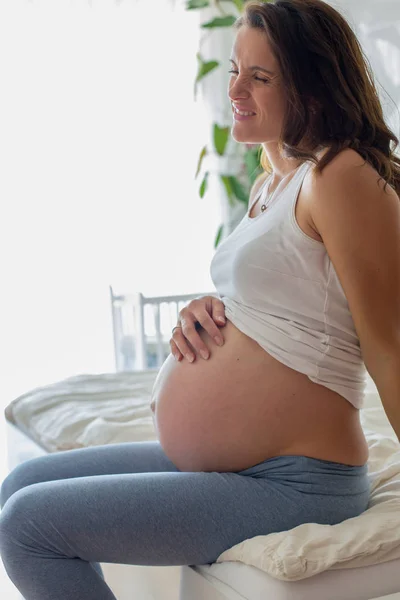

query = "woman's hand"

[{"left": 170, "top": 296, "right": 226, "bottom": 363}]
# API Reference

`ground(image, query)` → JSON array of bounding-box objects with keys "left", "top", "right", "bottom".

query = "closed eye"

[{"left": 228, "top": 69, "right": 270, "bottom": 84}]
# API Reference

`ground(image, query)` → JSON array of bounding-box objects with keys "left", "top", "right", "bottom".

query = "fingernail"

[
  {"left": 200, "top": 350, "right": 209, "bottom": 360},
  {"left": 186, "top": 354, "right": 194, "bottom": 363},
  {"left": 214, "top": 336, "right": 223, "bottom": 346}
]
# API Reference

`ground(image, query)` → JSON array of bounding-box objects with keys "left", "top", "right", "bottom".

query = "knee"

[
  {"left": 0, "top": 486, "right": 43, "bottom": 567},
  {"left": 0, "top": 485, "right": 30, "bottom": 544},
  {"left": 1, "top": 457, "right": 45, "bottom": 509},
  {"left": 1, "top": 468, "right": 20, "bottom": 509},
  {"left": 0, "top": 492, "right": 32, "bottom": 586}
]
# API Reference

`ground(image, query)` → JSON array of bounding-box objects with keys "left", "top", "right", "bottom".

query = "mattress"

[{"left": 190, "top": 560, "right": 400, "bottom": 600}]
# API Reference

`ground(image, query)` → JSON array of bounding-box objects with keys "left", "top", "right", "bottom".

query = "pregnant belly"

[{"left": 150, "top": 319, "right": 368, "bottom": 472}]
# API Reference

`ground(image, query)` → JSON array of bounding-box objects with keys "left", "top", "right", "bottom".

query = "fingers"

[
  {"left": 170, "top": 338, "right": 183, "bottom": 362},
  {"left": 194, "top": 312, "right": 225, "bottom": 349},
  {"left": 171, "top": 320, "right": 208, "bottom": 362},
  {"left": 170, "top": 296, "right": 226, "bottom": 362},
  {"left": 171, "top": 317, "right": 224, "bottom": 362},
  {"left": 211, "top": 298, "right": 226, "bottom": 327}
]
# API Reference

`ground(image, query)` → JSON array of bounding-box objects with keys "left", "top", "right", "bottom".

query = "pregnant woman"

[{"left": 1, "top": 1, "right": 400, "bottom": 599}]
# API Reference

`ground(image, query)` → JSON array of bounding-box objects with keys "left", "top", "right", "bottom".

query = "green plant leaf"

[
  {"left": 199, "top": 171, "right": 209, "bottom": 198},
  {"left": 244, "top": 147, "right": 262, "bottom": 185},
  {"left": 224, "top": 0, "right": 245, "bottom": 11},
  {"left": 213, "top": 124, "right": 230, "bottom": 156},
  {"left": 186, "top": 0, "right": 210, "bottom": 8},
  {"left": 195, "top": 55, "right": 220, "bottom": 84},
  {"left": 229, "top": 175, "right": 248, "bottom": 203},
  {"left": 194, "top": 55, "right": 220, "bottom": 99},
  {"left": 201, "top": 16, "right": 237, "bottom": 28},
  {"left": 214, "top": 224, "right": 224, "bottom": 249},
  {"left": 195, "top": 145, "right": 208, "bottom": 179},
  {"left": 220, "top": 174, "right": 235, "bottom": 207}
]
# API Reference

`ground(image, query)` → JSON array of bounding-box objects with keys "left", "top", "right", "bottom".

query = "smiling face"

[{"left": 228, "top": 25, "right": 286, "bottom": 145}]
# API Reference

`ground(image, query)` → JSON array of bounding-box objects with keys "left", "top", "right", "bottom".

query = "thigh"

[
  {"left": 1, "top": 441, "right": 178, "bottom": 508},
  {"left": 0, "top": 468, "right": 294, "bottom": 568}
]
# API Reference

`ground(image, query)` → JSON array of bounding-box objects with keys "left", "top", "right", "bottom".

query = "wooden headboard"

[{"left": 109, "top": 286, "right": 218, "bottom": 372}]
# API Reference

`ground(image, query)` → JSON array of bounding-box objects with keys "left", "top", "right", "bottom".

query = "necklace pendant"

[{"left": 261, "top": 204, "right": 267, "bottom": 212}]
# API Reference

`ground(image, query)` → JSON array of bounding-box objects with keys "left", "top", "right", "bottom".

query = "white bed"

[{"left": 4, "top": 288, "right": 400, "bottom": 600}]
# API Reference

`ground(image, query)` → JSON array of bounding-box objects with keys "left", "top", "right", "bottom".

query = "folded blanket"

[
  {"left": 5, "top": 372, "right": 400, "bottom": 581},
  {"left": 4, "top": 370, "right": 159, "bottom": 452}
]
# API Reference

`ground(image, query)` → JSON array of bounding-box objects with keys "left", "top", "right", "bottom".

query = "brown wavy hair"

[{"left": 234, "top": 0, "right": 400, "bottom": 195}]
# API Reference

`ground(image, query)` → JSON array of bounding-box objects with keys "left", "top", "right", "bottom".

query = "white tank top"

[{"left": 210, "top": 158, "right": 368, "bottom": 409}]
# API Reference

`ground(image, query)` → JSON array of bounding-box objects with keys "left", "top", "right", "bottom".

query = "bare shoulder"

[
  {"left": 308, "top": 147, "right": 383, "bottom": 188},
  {"left": 304, "top": 147, "right": 393, "bottom": 234}
]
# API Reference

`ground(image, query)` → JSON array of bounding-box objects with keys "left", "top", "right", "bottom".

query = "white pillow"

[{"left": 216, "top": 389, "right": 400, "bottom": 581}]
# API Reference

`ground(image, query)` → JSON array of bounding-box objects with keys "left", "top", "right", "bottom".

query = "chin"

[
  {"left": 231, "top": 129, "right": 258, "bottom": 144},
  {"left": 231, "top": 124, "right": 269, "bottom": 145}
]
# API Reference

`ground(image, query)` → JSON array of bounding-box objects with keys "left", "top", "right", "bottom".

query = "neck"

[{"left": 262, "top": 142, "right": 326, "bottom": 185}]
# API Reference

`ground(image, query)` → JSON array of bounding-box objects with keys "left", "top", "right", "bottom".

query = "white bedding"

[
  {"left": 4, "top": 370, "right": 159, "bottom": 452},
  {"left": 4, "top": 371, "right": 400, "bottom": 582}
]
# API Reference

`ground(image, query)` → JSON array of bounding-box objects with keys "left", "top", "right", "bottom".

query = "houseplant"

[{"left": 186, "top": 0, "right": 272, "bottom": 247}]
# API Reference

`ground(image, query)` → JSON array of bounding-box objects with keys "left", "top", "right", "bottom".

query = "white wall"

[
  {"left": 332, "top": 0, "right": 400, "bottom": 135},
  {"left": 0, "top": 0, "right": 221, "bottom": 404}
]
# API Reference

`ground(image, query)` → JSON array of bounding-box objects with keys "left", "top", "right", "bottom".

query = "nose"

[{"left": 228, "top": 78, "right": 251, "bottom": 104}]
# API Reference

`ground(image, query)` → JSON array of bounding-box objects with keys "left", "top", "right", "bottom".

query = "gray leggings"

[{"left": 0, "top": 441, "right": 370, "bottom": 600}]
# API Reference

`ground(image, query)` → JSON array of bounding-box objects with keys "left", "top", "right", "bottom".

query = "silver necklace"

[
  {"left": 260, "top": 161, "right": 306, "bottom": 213},
  {"left": 260, "top": 177, "right": 275, "bottom": 213}
]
